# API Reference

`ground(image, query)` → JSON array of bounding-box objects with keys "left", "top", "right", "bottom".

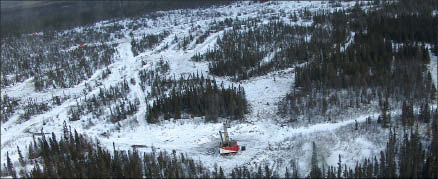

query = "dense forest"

[
  {"left": 146, "top": 74, "right": 248, "bottom": 123},
  {"left": 136, "top": 59, "right": 249, "bottom": 123},
  {"left": 280, "top": 0, "right": 438, "bottom": 123},
  {"left": 192, "top": 17, "right": 313, "bottom": 81},
  {"left": 295, "top": 0, "right": 438, "bottom": 178}
]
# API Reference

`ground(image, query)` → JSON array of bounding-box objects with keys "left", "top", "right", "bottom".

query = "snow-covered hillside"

[{"left": 3, "top": 1, "right": 431, "bottom": 177}]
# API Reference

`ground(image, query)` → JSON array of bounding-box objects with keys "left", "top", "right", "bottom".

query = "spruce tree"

[
  {"left": 337, "top": 154, "right": 342, "bottom": 178},
  {"left": 265, "top": 164, "right": 271, "bottom": 178},
  {"left": 284, "top": 167, "right": 289, "bottom": 179},
  {"left": 309, "top": 142, "right": 322, "bottom": 178},
  {"left": 219, "top": 166, "right": 225, "bottom": 179},
  {"left": 17, "top": 146, "right": 26, "bottom": 166},
  {"left": 6, "top": 152, "right": 17, "bottom": 178}
]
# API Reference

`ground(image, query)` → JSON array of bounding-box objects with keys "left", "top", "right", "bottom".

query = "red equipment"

[{"left": 219, "top": 122, "right": 239, "bottom": 154}]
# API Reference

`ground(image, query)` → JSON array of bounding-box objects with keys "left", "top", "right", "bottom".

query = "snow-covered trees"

[
  {"left": 131, "top": 31, "right": 169, "bottom": 56},
  {"left": 5, "top": 128, "right": 212, "bottom": 178},
  {"left": 0, "top": 95, "right": 20, "bottom": 122},
  {"left": 194, "top": 18, "right": 312, "bottom": 81},
  {"left": 146, "top": 74, "right": 248, "bottom": 123},
  {"left": 309, "top": 142, "right": 322, "bottom": 178},
  {"left": 67, "top": 79, "right": 138, "bottom": 123},
  {"left": 281, "top": 0, "right": 437, "bottom": 124}
]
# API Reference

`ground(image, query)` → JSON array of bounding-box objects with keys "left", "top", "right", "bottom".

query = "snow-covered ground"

[{"left": 1, "top": 1, "right": 401, "bottom": 177}]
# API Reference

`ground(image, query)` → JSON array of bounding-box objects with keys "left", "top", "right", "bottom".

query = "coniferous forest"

[
  {"left": 4, "top": 123, "right": 214, "bottom": 178},
  {"left": 146, "top": 74, "right": 248, "bottom": 123},
  {"left": 2, "top": 0, "right": 438, "bottom": 178}
]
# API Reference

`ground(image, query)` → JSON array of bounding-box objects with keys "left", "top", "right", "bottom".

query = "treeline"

[
  {"left": 294, "top": 38, "right": 432, "bottom": 98},
  {"left": 146, "top": 74, "right": 248, "bottom": 123},
  {"left": 1, "top": 123, "right": 213, "bottom": 178}
]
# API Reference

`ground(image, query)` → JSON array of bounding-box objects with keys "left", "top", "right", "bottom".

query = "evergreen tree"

[
  {"left": 285, "top": 167, "right": 290, "bottom": 179},
  {"left": 219, "top": 166, "right": 225, "bottom": 179},
  {"left": 6, "top": 152, "right": 17, "bottom": 178},
  {"left": 257, "top": 165, "right": 263, "bottom": 178},
  {"left": 309, "top": 142, "right": 322, "bottom": 178},
  {"left": 265, "top": 164, "right": 271, "bottom": 178},
  {"left": 17, "top": 146, "right": 26, "bottom": 167},
  {"left": 337, "top": 154, "right": 342, "bottom": 178}
]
